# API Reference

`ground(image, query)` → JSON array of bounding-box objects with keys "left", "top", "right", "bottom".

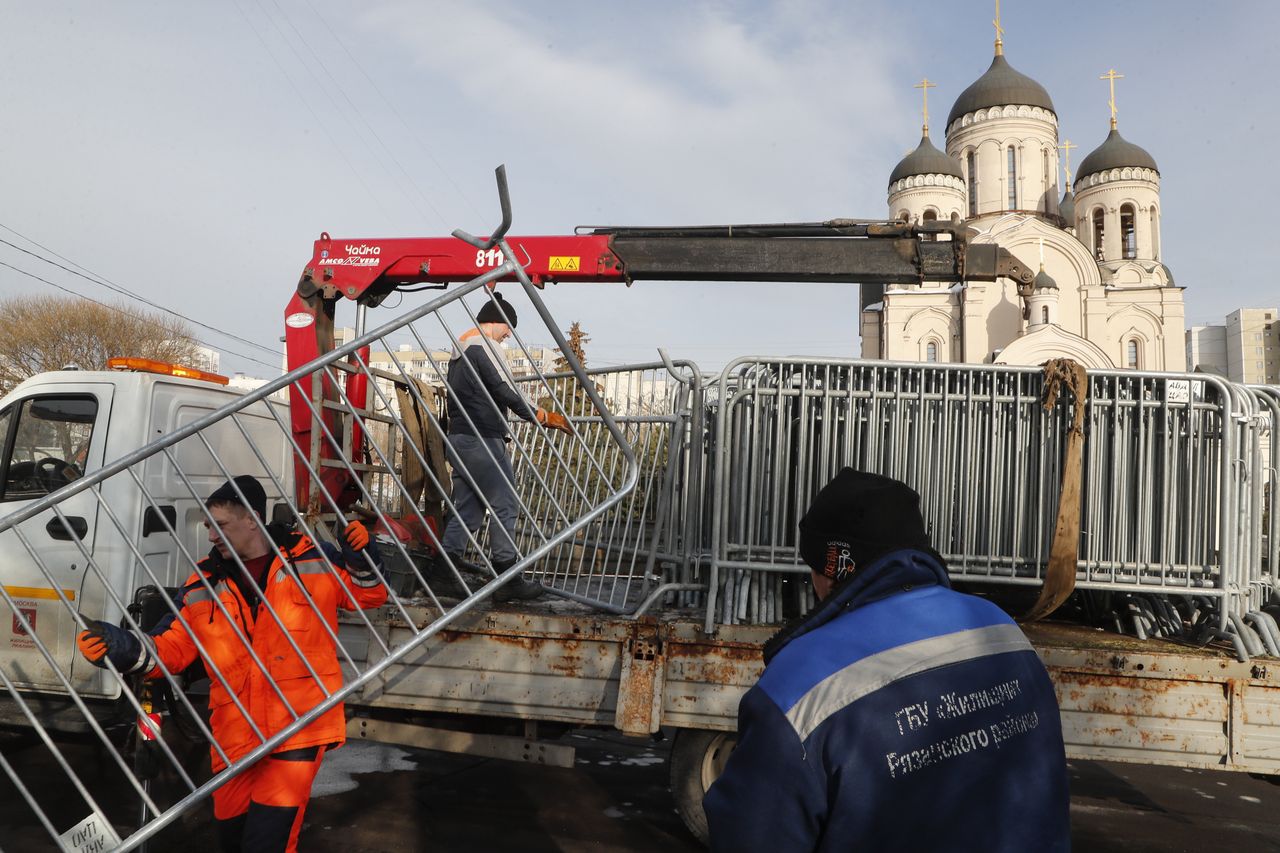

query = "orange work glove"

[
  {"left": 76, "top": 619, "right": 147, "bottom": 672},
  {"left": 343, "top": 521, "right": 370, "bottom": 551},
  {"left": 77, "top": 623, "right": 109, "bottom": 664},
  {"left": 535, "top": 408, "right": 574, "bottom": 435}
]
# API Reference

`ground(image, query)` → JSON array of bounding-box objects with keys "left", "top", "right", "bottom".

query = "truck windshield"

[{"left": 0, "top": 395, "right": 98, "bottom": 501}]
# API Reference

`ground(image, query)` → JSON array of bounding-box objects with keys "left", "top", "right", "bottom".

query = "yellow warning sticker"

[{"left": 548, "top": 256, "right": 580, "bottom": 272}]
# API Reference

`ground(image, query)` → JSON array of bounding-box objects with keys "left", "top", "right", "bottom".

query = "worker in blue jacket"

[{"left": 704, "top": 469, "right": 1070, "bottom": 852}]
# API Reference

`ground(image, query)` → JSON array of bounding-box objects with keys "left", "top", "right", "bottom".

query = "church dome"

[
  {"left": 889, "top": 134, "right": 963, "bottom": 185},
  {"left": 1058, "top": 188, "right": 1075, "bottom": 225},
  {"left": 946, "top": 53, "right": 1055, "bottom": 128},
  {"left": 1033, "top": 267, "right": 1058, "bottom": 290},
  {"left": 1075, "top": 127, "right": 1159, "bottom": 182}
]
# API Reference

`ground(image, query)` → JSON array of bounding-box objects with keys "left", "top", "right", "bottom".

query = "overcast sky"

[{"left": 0, "top": 1, "right": 1273, "bottom": 375}]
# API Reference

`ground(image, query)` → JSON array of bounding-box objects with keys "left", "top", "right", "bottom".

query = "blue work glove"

[{"left": 77, "top": 619, "right": 151, "bottom": 674}]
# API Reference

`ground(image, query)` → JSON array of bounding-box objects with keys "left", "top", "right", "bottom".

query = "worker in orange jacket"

[{"left": 77, "top": 475, "right": 387, "bottom": 852}]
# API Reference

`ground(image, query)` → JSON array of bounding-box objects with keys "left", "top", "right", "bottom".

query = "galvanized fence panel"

[
  {"left": 1239, "top": 384, "right": 1280, "bottom": 655},
  {"left": 510, "top": 357, "right": 708, "bottom": 614},
  {"left": 0, "top": 269, "right": 635, "bottom": 846},
  {"left": 1249, "top": 385, "right": 1280, "bottom": 598},
  {"left": 704, "top": 357, "right": 1273, "bottom": 652}
]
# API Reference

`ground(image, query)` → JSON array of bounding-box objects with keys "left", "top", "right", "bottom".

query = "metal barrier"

[
  {"left": 511, "top": 357, "right": 707, "bottom": 614},
  {"left": 704, "top": 357, "right": 1280, "bottom": 652},
  {"left": 0, "top": 193, "right": 636, "bottom": 849}
]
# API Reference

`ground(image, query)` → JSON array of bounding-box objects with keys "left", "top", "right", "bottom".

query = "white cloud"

[{"left": 357, "top": 0, "right": 907, "bottom": 221}]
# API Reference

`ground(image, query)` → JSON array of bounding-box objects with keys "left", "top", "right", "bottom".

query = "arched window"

[
  {"left": 921, "top": 209, "right": 937, "bottom": 241},
  {"left": 1150, "top": 206, "right": 1160, "bottom": 260},
  {"left": 1042, "top": 149, "right": 1051, "bottom": 212},
  {"left": 1126, "top": 340, "right": 1140, "bottom": 369},
  {"left": 1121, "top": 204, "right": 1137, "bottom": 259},
  {"left": 1092, "top": 208, "right": 1105, "bottom": 260},
  {"left": 1007, "top": 146, "right": 1018, "bottom": 210},
  {"left": 966, "top": 151, "right": 978, "bottom": 217},
  {"left": 926, "top": 341, "right": 939, "bottom": 363},
  {"left": 1041, "top": 306, "right": 1050, "bottom": 324}
]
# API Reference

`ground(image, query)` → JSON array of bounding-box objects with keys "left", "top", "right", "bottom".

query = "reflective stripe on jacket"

[
  {"left": 146, "top": 535, "right": 387, "bottom": 771},
  {"left": 704, "top": 550, "right": 1070, "bottom": 853}
]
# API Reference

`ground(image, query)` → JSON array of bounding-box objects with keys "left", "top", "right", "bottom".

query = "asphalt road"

[{"left": 2, "top": 726, "right": 1278, "bottom": 851}]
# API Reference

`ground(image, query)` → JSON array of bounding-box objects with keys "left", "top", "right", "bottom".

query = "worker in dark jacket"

[
  {"left": 441, "top": 291, "right": 571, "bottom": 599},
  {"left": 704, "top": 469, "right": 1070, "bottom": 852}
]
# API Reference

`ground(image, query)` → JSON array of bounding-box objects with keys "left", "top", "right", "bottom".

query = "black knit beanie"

[
  {"left": 798, "top": 469, "right": 935, "bottom": 581},
  {"left": 476, "top": 292, "right": 518, "bottom": 328},
  {"left": 206, "top": 475, "right": 267, "bottom": 521}
]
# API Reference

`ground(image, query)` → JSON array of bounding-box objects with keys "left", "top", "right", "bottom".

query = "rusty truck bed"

[{"left": 341, "top": 604, "right": 1280, "bottom": 776}]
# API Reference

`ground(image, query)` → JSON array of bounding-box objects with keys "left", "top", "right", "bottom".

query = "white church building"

[{"left": 860, "top": 30, "right": 1185, "bottom": 371}]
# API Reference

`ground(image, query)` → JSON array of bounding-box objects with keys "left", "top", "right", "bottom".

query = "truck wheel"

[{"left": 669, "top": 729, "right": 737, "bottom": 846}]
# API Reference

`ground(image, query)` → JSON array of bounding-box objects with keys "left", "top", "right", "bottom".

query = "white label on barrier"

[
  {"left": 59, "top": 812, "right": 121, "bottom": 853},
  {"left": 1166, "top": 380, "right": 1190, "bottom": 404}
]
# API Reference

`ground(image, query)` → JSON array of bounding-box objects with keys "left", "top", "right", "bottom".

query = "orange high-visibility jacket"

[{"left": 145, "top": 534, "right": 386, "bottom": 771}]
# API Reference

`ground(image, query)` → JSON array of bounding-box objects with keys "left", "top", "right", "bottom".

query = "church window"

[
  {"left": 1121, "top": 204, "right": 1137, "bottom": 259},
  {"left": 1126, "top": 340, "right": 1140, "bottom": 369},
  {"left": 1149, "top": 206, "right": 1160, "bottom": 260},
  {"left": 926, "top": 341, "right": 939, "bottom": 363},
  {"left": 922, "top": 209, "right": 937, "bottom": 241},
  {"left": 1007, "top": 146, "right": 1017, "bottom": 210},
  {"left": 1041, "top": 306, "right": 1049, "bottom": 324},
  {"left": 966, "top": 151, "right": 978, "bottom": 216},
  {"left": 1092, "top": 208, "right": 1105, "bottom": 260},
  {"left": 1042, "top": 149, "right": 1051, "bottom": 212}
]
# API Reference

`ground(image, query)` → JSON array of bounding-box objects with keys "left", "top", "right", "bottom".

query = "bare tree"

[{"left": 0, "top": 295, "right": 202, "bottom": 394}]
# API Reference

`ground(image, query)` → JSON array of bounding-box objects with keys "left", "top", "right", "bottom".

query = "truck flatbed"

[{"left": 342, "top": 602, "right": 1280, "bottom": 776}]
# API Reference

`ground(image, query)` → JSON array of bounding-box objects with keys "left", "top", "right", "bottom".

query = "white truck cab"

[{"left": 0, "top": 365, "right": 289, "bottom": 717}]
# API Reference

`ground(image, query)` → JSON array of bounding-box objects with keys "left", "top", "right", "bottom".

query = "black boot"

[
  {"left": 491, "top": 559, "right": 546, "bottom": 602},
  {"left": 425, "top": 553, "right": 481, "bottom": 599}
]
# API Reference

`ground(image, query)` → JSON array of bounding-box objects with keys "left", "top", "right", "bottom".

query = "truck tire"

[{"left": 669, "top": 728, "right": 737, "bottom": 846}]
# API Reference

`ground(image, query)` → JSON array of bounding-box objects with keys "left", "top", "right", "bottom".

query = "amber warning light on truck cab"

[{"left": 107, "top": 357, "right": 230, "bottom": 385}]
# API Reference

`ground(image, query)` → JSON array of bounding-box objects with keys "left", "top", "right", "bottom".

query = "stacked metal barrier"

[
  {"left": 703, "top": 357, "right": 1280, "bottom": 656},
  {"left": 487, "top": 352, "right": 1279, "bottom": 655},
  {"left": 0, "top": 262, "right": 635, "bottom": 845}
]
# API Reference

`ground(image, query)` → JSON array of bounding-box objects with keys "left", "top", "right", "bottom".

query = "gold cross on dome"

[
  {"left": 1058, "top": 139, "right": 1077, "bottom": 184},
  {"left": 914, "top": 78, "right": 936, "bottom": 134},
  {"left": 994, "top": 0, "right": 1005, "bottom": 55},
  {"left": 1100, "top": 68, "right": 1124, "bottom": 129}
]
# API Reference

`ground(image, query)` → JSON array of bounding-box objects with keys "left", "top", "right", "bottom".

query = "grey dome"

[
  {"left": 1033, "top": 267, "right": 1058, "bottom": 290},
  {"left": 946, "top": 53, "right": 1055, "bottom": 128},
  {"left": 889, "top": 134, "right": 963, "bottom": 186},
  {"left": 1075, "top": 127, "right": 1159, "bottom": 183},
  {"left": 1058, "top": 188, "right": 1075, "bottom": 225}
]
